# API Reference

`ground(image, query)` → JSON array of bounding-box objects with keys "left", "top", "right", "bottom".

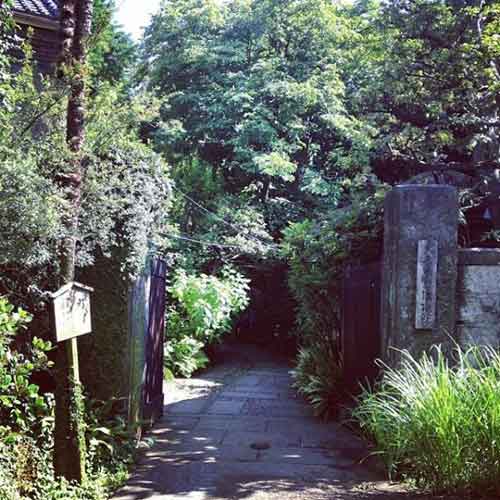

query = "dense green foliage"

[
  {"left": 0, "top": 298, "right": 53, "bottom": 444},
  {"left": 291, "top": 335, "right": 343, "bottom": 420},
  {"left": 285, "top": 187, "right": 386, "bottom": 415},
  {"left": 371, "top": 0, "right": 500, "bottom": 177},
  {"left": 2, "top": 0, "right": 500, "bottom": 495},
  {"left": 142, "top": 0, "right": 376, "bottom": 218},
  {"left": 0, "top": 298, "right": 137, "bottom": 500},
  {"left": 165, "top": 267, "right": 250, "bottom": 377},
  {"left": 0, "top": 2, "right": 163, "bottom": 498},
  {"left": 138, "top": 0, "right": 500, "bottom": 418},
  {"left": 90, "top": 0, "right": 137, "bottom": 87},
  {"left": 0, "top": 0, "right": 14, "bottom": 84},
  {"left": 281, "top": 186, "right": 386, "bottom": 338},
  {"left": 140, "top": 0, "right": 385, "bottom": 406},
  {"left": 354, "top": 347, "right": 500, "bottom": 495},
  {"left": 0, "top": 3, "right": 172, "bottom": 313},
  {"left": 0, "top": 66, "right": 171, "bottom": 299}
]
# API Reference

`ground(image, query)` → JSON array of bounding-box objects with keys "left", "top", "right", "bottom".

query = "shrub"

[
  {"left": 291, "top": 334, "right": 343, "bottom": 420},
  {"left": 281, "top": 184, "right": 385, "bottom": 345},
  {"left": 0, "top": 297, "right": 135, "bottom": 500},
  {"left": 0, "top": 298, "right": 54, "bottom": 499},
  {"left": 85, "top": 397, "right": 137, "bottom": 475},
  {"left": 0, "top": 397, "right": 135, "bottom": 500},
  {"left": 0, "top": 297, "right": 54, "bottom": 442},
  {"left": 0, "top": 436, "right": 54, "bottom": 500},
  {"left": 353, "top": 346, "right": 500, "bottom": 495},
  {"left": 165, "top": 266, "right": 249, "bottom": 377},
  {"left": 0, "top": 28, "right": 172, "bottom": 314},
  {"left": 164, "top": 336, "right": 209, "bottom": 379},
  {"left": 282, "top": 184, "right": 386, "bottom": 417}
]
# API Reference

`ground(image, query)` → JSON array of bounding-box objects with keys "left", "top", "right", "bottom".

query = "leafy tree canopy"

[{"left": 142, "top": 0, "right": 376, "bottom": 214}]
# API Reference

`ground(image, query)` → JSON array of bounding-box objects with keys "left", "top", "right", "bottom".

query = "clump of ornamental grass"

[
  {"left": 292, "top": 335, "right": 344, "bottom": 420},
  {"left": 353, "top": 346, "right": 500, "bottom": 495}
]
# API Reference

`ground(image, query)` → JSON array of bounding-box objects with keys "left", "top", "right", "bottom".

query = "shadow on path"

[{"left": 112, "top": 343, "right": 463, "bottom": 500}]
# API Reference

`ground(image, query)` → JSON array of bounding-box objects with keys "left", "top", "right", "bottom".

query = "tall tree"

[
  {"left": 54, "top": 0, "right": 94, "bottom": 483},
  {"left": 368, "top": 0, "right": 500, "bottom": 182},
  {"left": 142, "top": 0, "right": 372, "bottom": 215},
  {"left": 89, "top": 0, "right": 137, "bottom": 87}
]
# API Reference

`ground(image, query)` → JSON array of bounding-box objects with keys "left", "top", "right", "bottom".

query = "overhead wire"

[
  {"left": 170, "top": 184, "right": 279, "bottom": 250},
  {"left": 163, "top": 231, "right": 275, "bottom": 254},
  {"left": 10, "top": 5, "right": 275, "bottom": 255}
]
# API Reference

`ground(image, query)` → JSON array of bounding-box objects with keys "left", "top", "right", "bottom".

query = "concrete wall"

[
  {"left": 380, "top": 185, "right": 459, "bottom": 365},
  {"left": 380, "top": 185, "right": 500, "bottom": 367},
  {"left": 457, "top": 249, "right": 500, "bottom": 349}
]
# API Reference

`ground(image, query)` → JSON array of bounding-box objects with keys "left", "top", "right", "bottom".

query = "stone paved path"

[{"left": 112, "top": 344, "right": 428, "bottom": 500}]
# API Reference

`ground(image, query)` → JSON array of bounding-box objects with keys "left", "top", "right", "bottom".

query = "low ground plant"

[
  {"left": 353, "top": 346, "right": 500, "bottom": 495},
  {"left": 291, "top": 335, "right": 343, "bottom": 419}
]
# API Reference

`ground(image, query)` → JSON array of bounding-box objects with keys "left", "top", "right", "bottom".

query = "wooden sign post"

[{"left": 51, "top": 282, "right": 93, "bottom": 483}]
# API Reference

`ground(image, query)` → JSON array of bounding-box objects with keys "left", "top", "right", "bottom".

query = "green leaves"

[
  {"left": 142, "top": 0, "right": 373, "bottom": 202},
  {"left": 370, "top": 0, "right": 500, "bottom": 176},
  {"left": 165, "top": 266, "right": 250, "bottom": 377},
  {"left": 292, "top": 335, "right": 344, "bottom": 420},
  {"left": 0, "top": 298, "right": 53, "bottom": 443},
  {"left": 254, "top": 152, "right": 297, "bottom": 182},
  {"left": 0, "top": 18, "right": 172, "bottom": 297},
  {"left": 354, "top": 347, "right": 500, "bottom": 493},
  {"left": 164, "top": 336, "right": 209, "bottom": 378},
  {"left": 168, "top": 266, "right": 250, "bottom": 343},
  {"left": 0, "top": 157, "right": 64, "bottom": 269},
  {"left": 0, "top": 297, "right": 32, "bottom": 335}
]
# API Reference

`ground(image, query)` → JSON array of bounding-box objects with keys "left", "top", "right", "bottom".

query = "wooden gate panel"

[
  {"left": 342, "top": 262, "right": 381, "bottom": 393},
  {"left": 143, "top": 258, "right": 167, "bottom": 422}
]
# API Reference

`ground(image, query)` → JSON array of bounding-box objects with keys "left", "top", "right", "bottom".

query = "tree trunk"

[
  {"left": 59, "top": 0, "right": 93, "bottom": 281},
  {"left": 54, "top": 0, "right": 94, "bottom": 483}
]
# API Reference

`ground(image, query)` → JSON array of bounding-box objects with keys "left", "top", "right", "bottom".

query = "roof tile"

[{"left": 13, "top": 0, "right": 60, "bottom": 20}]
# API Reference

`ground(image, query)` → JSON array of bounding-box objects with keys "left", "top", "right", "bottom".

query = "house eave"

[{"left": 13, "top": 10, "right": 59, "bottom": 31}]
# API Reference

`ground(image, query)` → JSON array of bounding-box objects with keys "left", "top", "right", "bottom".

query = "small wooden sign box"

[
  {"left": 51, "top": 281, "right": 94, "bottom": 482},
  {"left": 51, "top": 282, "right": 94, "bottom": 343}
]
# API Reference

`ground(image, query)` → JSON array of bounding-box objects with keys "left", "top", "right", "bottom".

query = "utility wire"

[
  {"left": 171, "top": 184, "right": 278, "bottom": 249},
  {"left": 163, "top": 231, "right": 274, "bottom": 254}
]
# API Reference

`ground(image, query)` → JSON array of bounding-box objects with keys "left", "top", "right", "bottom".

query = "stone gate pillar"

[{"left": 381, "top": 185, "right": 459, "bottom": 366}]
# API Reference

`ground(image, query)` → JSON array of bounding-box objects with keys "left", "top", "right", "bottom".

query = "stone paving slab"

[
  {"left": 206, "top": 399, "right": 247, "bottom": 415},
  {"left": 147, "top": 429, "right": 226, "bottom": 450},
  {"left": 241, "top": 399, "right": 314, "bottom": 417},
  {"left": 232, "top": 374, "right": 263, "bottom": 386},
  {"left": 113, "top": 343, "right": 397, "bottom": 500},
  {"left": 256, "top": 447, "right": 358, "bottom": 467},
  {"left": 165, "top": 398, "right": 212, "bottom": 415},
  {"left": 218, "top": 391, "right": 280, "bottom": 400},
  {"left": 114, "top": 461, "right": 385, "bottom": 500},
  {"left": 153, "top": 416, "right": 200, "bottom": 431},
  {"left": 143, "top": 444, "right": 260, "bottom": 465},
  {"left": 195, "top": 415, "right": 268, "bottom": 432},
  {"left": 301, "top": 431, "right": 367, "bottom": 450}
]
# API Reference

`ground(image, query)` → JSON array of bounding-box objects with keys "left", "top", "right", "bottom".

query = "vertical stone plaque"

[{"left": 415, "top": 240, "right": 438, "bottom": 330}]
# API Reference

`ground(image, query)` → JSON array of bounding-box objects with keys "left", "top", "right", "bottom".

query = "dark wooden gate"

[
  {"left": 143, "top": 258, "right": 167, "bottom": 422},
  {"left": 342, "top": 262, "right": 381, "bottom": 393}
]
